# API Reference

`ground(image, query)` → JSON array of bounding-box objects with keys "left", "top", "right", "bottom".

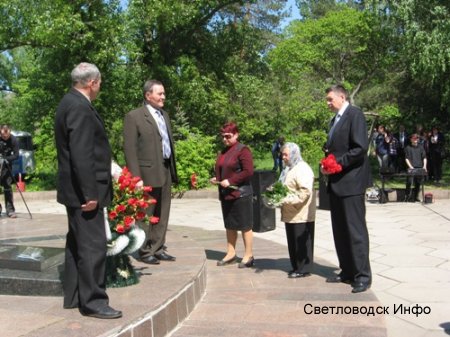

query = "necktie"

[
  {"left": 155, "top": 110, "right": 172, "bottom": 159},
  {"left": 328, "top": 114, "right": 341, "bottom": 139}
]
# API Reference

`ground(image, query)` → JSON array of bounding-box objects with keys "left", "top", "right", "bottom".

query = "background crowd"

[{"left": 373, "top": 123, "right": 446, "bottom": 184}]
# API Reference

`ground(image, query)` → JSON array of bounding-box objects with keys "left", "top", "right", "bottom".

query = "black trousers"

[
  {"left": 0, "top": 165, "right": 15, "bottom": 213},
  {"left": 329, "top": 191, "right": 371, "bottom": 284},
  {"left": 285, "top": 221, "right": 315, "bottom": 273},
  {"left": 63, "top": 206, "right": 109, "bottom": 311}
]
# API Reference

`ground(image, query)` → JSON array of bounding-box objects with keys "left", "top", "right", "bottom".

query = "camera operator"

[{"left": 0, "top": 124, "right": 19, "bottom": 218}]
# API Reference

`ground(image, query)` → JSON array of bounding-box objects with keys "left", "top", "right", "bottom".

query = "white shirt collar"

[
  {"left": 337, "top": 101, "right": 349, "bottom": 117},
  {"left": 145, "top": 103, "right": 158, "bottom": 114}
]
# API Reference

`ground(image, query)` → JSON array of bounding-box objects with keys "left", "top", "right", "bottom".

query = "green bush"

[
  {"left": 173, "top": 129, "right": 217, "bottom": 193},
  {"left": 289, "top": 130, "right": 327, "bottom": 177}
]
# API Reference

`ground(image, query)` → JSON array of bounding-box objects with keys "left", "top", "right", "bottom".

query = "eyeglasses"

[{"left": 221, "top": 134, "right": 233, "bottom": 139}]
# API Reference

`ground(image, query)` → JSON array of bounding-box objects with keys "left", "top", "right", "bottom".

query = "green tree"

[{"left": 362, "top": 0, "right": 450, "bottom": 126}]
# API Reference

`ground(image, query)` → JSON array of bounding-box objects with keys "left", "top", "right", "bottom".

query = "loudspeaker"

[
  {"left": 251, "top": 170, "right": 276, "bottom": 233},
  {"left": 318, "top": 165, "right": 330, "bottom": 210}
]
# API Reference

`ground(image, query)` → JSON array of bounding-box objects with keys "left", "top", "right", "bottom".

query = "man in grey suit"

[
  {"left": 321, "top": 84, "right": 372, "bottom": 293},
  {"left": 55, "top": 62, "right": 121, "bottom": 318},
  {"left": 123, "top": 80, "right": 178, "bottom": 265}
]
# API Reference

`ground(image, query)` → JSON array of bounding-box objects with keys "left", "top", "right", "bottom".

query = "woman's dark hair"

[{"left": 220, "top": 122, "right": 239, "bottom": 134}]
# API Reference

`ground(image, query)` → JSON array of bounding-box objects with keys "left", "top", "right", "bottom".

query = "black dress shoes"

[
  {"left": 217, "top": 255, "right": 237, "bottom": 266},
  {"left": 351, "top": 282, "right": 371, "bottom": 293},
  {"left": 80, "top": 306, "right": 122, "bottom": 319},
  {"left": 140, "top": 255, "right": 160, "bottom": 265},
  {"left": 326, "top": 275, "right": 352, "bottom": 284},
  {"left": 288, "top": 271, "right": 311, "bottom": 279},
  {"left": 155, "top": 252, "right": 176, "bottom": 261},
  {"left": 238, "top": 256, "right": 255, "bottom": 268}
]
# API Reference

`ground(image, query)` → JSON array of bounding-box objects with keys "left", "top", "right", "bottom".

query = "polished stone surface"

[
  {"left": 2, "top": 190, "right": 449, "bottom": 336},
  {"left": 0, "top": 244, "right": 63, "bottom": 271}
]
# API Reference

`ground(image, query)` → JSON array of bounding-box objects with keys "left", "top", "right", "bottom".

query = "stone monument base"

[{"left": 0, "top": 244, "right": 64, "bottom": 296}]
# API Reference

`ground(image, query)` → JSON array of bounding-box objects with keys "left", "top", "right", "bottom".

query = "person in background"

[
  {"left": 404, "top": 133, "right": 427, "bottom": 202},
  {"left": 428, "top": 126, "right": 445, "bottom": 184},
  {"left": 322, "top": 84, "right": 372, "bottom": 294},
  {"left": 375, "top": 125, "right": 389, "bottom": 172},
  {"left": 385, "top": 129, "right": 399, "bottom": 173},
  {"left": 123, "top": 80, "right": 178, "bottom": 265},
  {"left": 54, "top": 62, "right": 121, "bottom": 319},
  {"left": 0, "top": 124, "right": 19, "bottom": 218},
  {"left": 210, "top": 122, "right": 255, "bottom": 268},
  {"left": 279, "top": 142, "right": 316, "bottom": 278},
  {"left": 394, "top": 124, "right": 409, "bottom": 172},
  {"left": 271, "top": 136, "right": 285, "bottom": 173}
]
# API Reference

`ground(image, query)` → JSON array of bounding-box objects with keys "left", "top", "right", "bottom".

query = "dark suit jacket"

[
  {"left": 326, "top": 104, "right": 370, "bottom": 197},
  {"left": 394, "top": 131, "right": 409, "bottom": 149},
  {"left": 54, "top": 88, "right": 113, "bottom": 208},
  {"left": 123, "top": 105, "right": 178, "bottom": 187}
]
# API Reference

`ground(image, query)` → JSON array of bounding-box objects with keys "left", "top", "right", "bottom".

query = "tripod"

[{"left": 0, "top": 158, "right": 32, "bottom": 219}]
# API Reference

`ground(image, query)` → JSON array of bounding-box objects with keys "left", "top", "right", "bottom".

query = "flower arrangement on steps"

[{"left": 104, "top": 165, "right": 159, "bottom": 288}]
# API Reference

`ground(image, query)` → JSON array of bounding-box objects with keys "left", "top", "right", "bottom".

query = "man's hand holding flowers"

[{"left": 320, "top": 154, "right": 342, "bottom": 175}]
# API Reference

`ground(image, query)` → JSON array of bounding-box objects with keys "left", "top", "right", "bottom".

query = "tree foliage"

[{"left": 1, "top": 0, "right": 449, "bottom": 190}]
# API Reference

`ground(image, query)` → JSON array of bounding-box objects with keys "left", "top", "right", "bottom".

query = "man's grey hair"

[
  {"left": 71, "top": 62, "right": 101, "bottom": 87},
  {"left": 143, "top": 79, "right": 163, "bottom": 97}
]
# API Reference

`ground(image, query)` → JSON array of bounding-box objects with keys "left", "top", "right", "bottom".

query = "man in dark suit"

[
  {"left": 123, "top": 80, "right": 178, "bottom": 265},
  {"left": 0, "top": 124, "right": 19, "bottom": 218},
  {"left": 55, "top": 63, "right": 121, "bottom": 318},
  {"left": 321, "top": 84, "right": 372, "bottom": 293}
]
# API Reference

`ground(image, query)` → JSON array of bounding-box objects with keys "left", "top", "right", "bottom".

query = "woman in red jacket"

[{"left": 210, "top": 122, "right": 255, "bottom": 268}]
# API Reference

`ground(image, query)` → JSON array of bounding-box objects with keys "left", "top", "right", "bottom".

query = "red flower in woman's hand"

[{"left": 320, "top": 154, "right": 342, "bottom": 174}]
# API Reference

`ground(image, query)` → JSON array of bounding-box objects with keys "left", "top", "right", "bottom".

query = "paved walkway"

[{"left": 2, "top": 191, "right": 450, "bottom": 336}]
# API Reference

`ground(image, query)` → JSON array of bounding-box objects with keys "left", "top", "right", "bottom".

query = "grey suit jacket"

[
  {"left": 54, "top": 88, "right": 113, "bottom": 208},
  {"left": 123, "top": 105, "right": 178, "bottom": 187},
  {"left": 326, "top": 104, "right": 370, "bottom": 197}
]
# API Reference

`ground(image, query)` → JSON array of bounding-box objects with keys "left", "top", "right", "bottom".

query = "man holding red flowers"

[{"left": 321, "top": 84, "right": 372, "bottom": 294}]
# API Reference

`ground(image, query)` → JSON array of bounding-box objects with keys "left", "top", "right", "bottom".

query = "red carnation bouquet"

[
  {"left": 106, "top": 167, "right": 159, "bottom": 257},
  {"left": 320, "top": 154, "right": 343, "bottom": 174},
  {"left": 109, "top": 167, "right": 159, "bottom": 234}
]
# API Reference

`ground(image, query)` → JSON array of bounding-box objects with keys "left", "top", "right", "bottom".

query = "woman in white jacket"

[{"left": 279, "top": 142, "right": 316, "bottom": 278}]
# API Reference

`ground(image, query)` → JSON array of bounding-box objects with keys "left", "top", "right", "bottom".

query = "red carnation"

[
  {"left": 127, "top": 198, "right": 138, "bottom": 206},
  {"left": 143, "top": 186, "right": 152, "bottom": 193},
  {"left": 116, "top": 204, "right": 126, "bottom": 213},
  {"left": 116, "top": 224, "right": 125, "bottom": 233},
  {"left": 124, "top": 216, "right": 134, "bottom": 226},
  {"left": 136, "top": 211, "right": 146, "bottom": 220},
  {"left": 108, "top": 211, "right": 118, "bottom": 220},
  {"left": 150, "top": 216, "right": 160, "bottom": 224},
  {"left": 137, "top": 200, "right": 148, "bottom": 209},
  {"left": 320, "top": 154, "right": 343, "bottom": 174}
]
